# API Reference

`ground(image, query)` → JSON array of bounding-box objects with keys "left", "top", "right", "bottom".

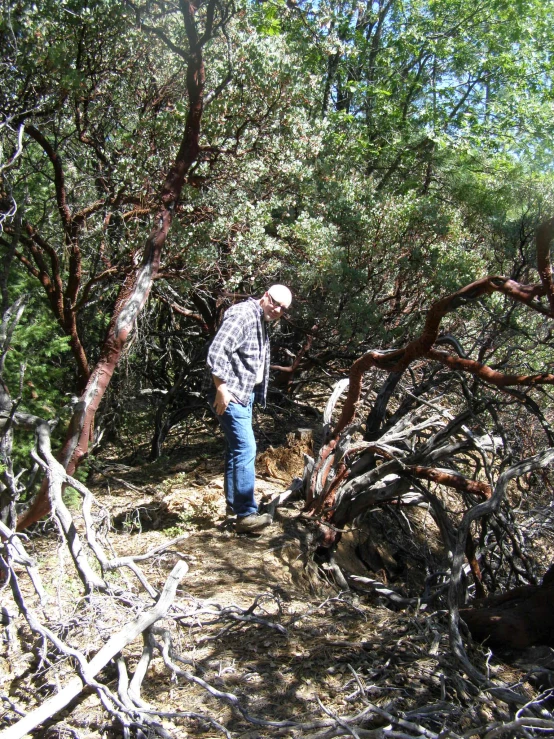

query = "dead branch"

[
  {"left": 263, "top": 476, "right": 304, "bottom": 517},
  {"left": 448, "top": 449, "right": 554, "bottom": 685},
  {"left": 348, "top": 575, "right": 418, "bottom": 607},
  {"left": 323, "top": 378, "right": 350, "bottom": 442},
  {"left": 31, "top": 422, "right": 107, "bottom": 592},
  {"left": 58, "top": 465, "right": 190, "bottom": 597},
  {"left": 0, "top": 521, "right": 47, "bottom": 605},
  {"left": 0, "top": 559, "right": 188, "bottom": 739}
]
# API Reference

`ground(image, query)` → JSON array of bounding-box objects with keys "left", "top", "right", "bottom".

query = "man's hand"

[{"left": 214, "top": 381, "right": 233, "bottom": 415}]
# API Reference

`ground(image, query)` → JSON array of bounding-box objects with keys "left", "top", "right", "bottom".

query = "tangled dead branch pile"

[
  {"left": 298, "top": 220, "right": 554, "bottom": 704},
  {"left": 4, "top": 480, "right": 554, "bottom": 739},
  {"left": 0, "top": 370, "right": 552, "bottom": 738}
]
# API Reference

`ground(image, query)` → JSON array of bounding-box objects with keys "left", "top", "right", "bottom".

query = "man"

[{"left": 206, "top": 285, "right": 293, "bottom": 532}]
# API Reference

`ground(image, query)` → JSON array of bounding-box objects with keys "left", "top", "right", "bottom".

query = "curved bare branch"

[{"left": 334, "top": 270, "right": 552, "bottom": 436}]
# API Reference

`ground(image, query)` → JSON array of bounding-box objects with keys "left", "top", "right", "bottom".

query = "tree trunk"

[
  {"left": 460, "top": 564, "right": 554, "bottom": 650},
  {"left": 17, "top": 0, "right": 215, "bottom": 530}
]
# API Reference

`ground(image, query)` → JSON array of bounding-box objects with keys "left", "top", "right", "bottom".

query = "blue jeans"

[{"left": 209, "top": 393, "right": 258, "bottom": 517}]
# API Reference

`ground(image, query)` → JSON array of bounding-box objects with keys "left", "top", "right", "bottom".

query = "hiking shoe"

[
  {"left": 225, "top": 503, "right": 235, "bottom": 517},
  {"left": 235, "top": 513, "right": 273, "bottom": 533}
]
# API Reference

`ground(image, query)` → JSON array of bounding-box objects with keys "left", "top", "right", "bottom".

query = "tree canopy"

[{"left": 2, "top": 0, "right": 554, "bottom": 734}]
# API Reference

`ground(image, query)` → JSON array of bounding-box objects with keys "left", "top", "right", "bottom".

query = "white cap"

[{"left": 268, "top": 284, "right": 292, "bottom": 308}]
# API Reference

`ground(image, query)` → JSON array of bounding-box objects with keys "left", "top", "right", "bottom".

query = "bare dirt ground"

[{"left": 1, "top": 420, "right": 550, "bottom": 738}]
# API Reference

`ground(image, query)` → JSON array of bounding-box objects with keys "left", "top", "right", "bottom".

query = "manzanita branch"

[{"left": 17, "top": 0, "right": 225, "bottom": 530}]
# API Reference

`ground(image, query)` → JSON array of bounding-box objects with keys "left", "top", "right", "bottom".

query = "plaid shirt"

[{"left": 204, "top": 298, "right": 270, "bottom": 407}]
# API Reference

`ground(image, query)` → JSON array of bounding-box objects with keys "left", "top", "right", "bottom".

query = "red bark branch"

[
  {"left": 17, "top": 0, "right": 217, "bottom": 531},
  {"left": 22, "top": 227, "right": 64, "bottom": 318},
  {"left": 536, "top": 217, "right": 554, "bottom": 315},
  {"left": 21, "top": 127, "right": 89, "bottom": 388},
  {"left": 425, "top": 349, "right": 554, "bottom": 388},
  {"left": 21, "top": 227, "right": 90, "bottom": 389},
  {"left": 24, "top": 125, "right": 73, "bottom": 236},
  {"left": 408, "top": 465, "right": 491, "bottom": 499},
  {"left": 334, "top": 273, "right": 552, "bottom": 435}
]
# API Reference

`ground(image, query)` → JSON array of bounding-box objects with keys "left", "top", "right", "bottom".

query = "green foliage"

[
  {"left": 2, "top": 275, "right": 72, "bottom": 418},
  {"left": 0, "top": 269, "right": 74, "bottom": 497},
  {"left": 252, "top": 0, "right": 285, "bottom": 36},
  {"left": 2, "top": 0, "right": 554, "bottom": 457}
]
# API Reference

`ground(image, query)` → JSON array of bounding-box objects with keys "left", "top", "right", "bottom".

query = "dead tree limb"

[
  {"left": 31, "top": 421, "right": 107, "bottom": 592},
  {"left": 0, "top": 521, "right": 48, "bottom": 606},
  {"left": 448, "top": 449, "right": 554, "bottom": 683},
  {"left": 0, "top": 559, "right": 188, "bottom": 739}
]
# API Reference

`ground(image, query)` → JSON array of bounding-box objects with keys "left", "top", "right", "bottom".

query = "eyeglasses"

[{"left": 268, "top": 293, "right": 288, "bottom": 310}]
